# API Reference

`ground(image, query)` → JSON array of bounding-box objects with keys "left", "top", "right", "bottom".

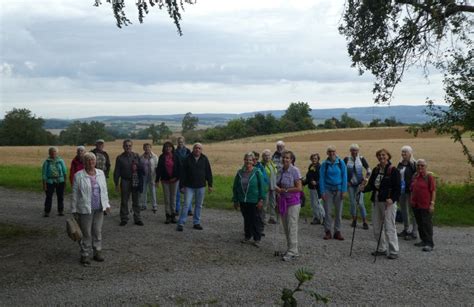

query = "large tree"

[
  {"left": 94, "top": 0, "right": 195, "bottom": 34},
  {"left": 0, "top": 108, "right": 55, "bottom": 145},
  {"left": 281, "top": 102, "right": 316, "bottom": 131},
  {"left": 339, "top": 0, "right": 473, "bottom": 165}
]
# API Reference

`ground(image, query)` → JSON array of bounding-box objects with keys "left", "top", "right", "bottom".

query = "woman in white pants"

[
  {"left": 360, "top": 148, "right": 401, "bottom": 260},
  {"left": 72, "top": 152, "right": 111, "bottom": 265}
]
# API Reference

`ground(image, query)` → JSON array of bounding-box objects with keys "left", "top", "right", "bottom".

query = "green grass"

[{"left": 1, "top": 164, "right": 473, "bottom": 226}]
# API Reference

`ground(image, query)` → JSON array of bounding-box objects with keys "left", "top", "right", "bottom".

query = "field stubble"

[{"left": 0, "top": 127, "right": 471, "bottom": 184}]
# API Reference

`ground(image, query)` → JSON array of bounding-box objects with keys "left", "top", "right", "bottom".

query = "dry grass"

[{"left": 0, "top": 127, "right": 472, "bottom": 184}]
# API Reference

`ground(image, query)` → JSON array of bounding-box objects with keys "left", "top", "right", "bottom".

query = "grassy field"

[{"left": 1, "top": 164, "right": 472, "bottom": 226}]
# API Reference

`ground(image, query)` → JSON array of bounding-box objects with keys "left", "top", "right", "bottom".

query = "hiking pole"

[
  {"left": 373, "top": 205, "right": 386, "bottom": 263},
  {"left": 349, "top": 191, "right": 361, "bottom": 257}
]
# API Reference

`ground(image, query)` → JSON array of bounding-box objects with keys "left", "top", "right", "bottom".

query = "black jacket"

[
  {"left": 155, "top": 153, "right": 182, "bottom": 182},
  {"left": 397, "top": 160, "right": 417, "bottom": 189},
  {"left": 363, "top": 162, "right": 401, "bottom": 203},
  {"left": 181, "top": 154, "right": 213, "bottom": 189},
  {"left": 303, "top": 163, "right": 321, "bottom": 195}
]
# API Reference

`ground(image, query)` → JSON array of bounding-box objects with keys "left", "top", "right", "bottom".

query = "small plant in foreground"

[{"left": 281, "top": 268, "right": 328, "bottom": 306}]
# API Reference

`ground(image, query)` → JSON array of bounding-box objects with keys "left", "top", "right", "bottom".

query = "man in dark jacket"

[
  {"left": 177, "top": 143, "right": 213, "bottom": 231},
  {"left": 114, "top": 139, "right": 143, "bottom": 226}
]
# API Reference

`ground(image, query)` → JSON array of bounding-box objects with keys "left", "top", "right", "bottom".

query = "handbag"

[{"left": 66, "top": 217, "right": 83, "bottom": 241}]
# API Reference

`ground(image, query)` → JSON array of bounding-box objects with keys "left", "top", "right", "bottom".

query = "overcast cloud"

[{"left": 0, "top": 0, "right": 445, "bottom": 118}]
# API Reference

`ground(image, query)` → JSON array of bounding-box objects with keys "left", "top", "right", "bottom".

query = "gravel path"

[{"left": 0, "top": 187, "right": 473, "bottom": 306}]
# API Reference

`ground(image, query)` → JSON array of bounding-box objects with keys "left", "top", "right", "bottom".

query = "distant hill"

[{"left": 43, "top": 105, "right": 447, "bottom": 129}]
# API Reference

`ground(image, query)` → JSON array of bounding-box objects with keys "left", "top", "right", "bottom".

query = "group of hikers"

[{"left": 41, "top": 138, "right": 436, "bottom": 264}]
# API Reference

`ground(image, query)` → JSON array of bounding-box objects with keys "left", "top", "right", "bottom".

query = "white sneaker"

[{"left": 282, "top": 253, "right": 299, "bottom": 262}]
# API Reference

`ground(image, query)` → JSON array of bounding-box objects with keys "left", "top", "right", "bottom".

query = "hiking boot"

[
  {"left": 165, "top": 214, "right": 171, "bottom": 224},
  {"left": 176, "top": 225, "right": 184, "bottom": 232},
  {"left": 141, "top": 206, "right": 147, "bottom": 211},
  {"left": 397, "top": 230, "right": 408, "bottom": 237},
  {"left": 387, "top": 253, "right": 399, "bottom": 260},
  {"left": 152, "top": 207, "right": 157, "bottom": 214},
  {"left": 268, "top": 218, "right": 277, "bottom": 224},
  {"left": 80, "top": 256, "right": 90, "bottom": 266},
  {"left": 404, "top": 232, "right": 417, "bottom": 241},
  {"left": 134, "top": 221, "right": 144, "bottom": 226},
  {"left": 193, "top": 224, "right": 203, "bottom": 230},
  {"left": 351, "top": 220, "right": 357, "bottom": 228},
  {"left": 414, "top": 241, "right": 426, "bottom": 247},
  {"left": 363, "top": 222, "right": 369, "bottom": 230},
  {"left": 170, "top": 215, "right": 177, "bottom": 224},
  {"left": 422, "top": 246, "right": 434, "bottom": 252},
  {"left": 371, "top": 250, "right": 387, "bottom": 256},
  {"left": 333, "top": 231, "right": 344, "bottom": 241},
  {"left": 323, "top": 231, "right": 332, "bottom": 240},
  {"left": 119, "top": 221, "right": 127, "bottom": 226},
  {"left": 93, "top": 252, "right": 104, "bottom": 262},
  {"left": 282, "top": 253, "right": 299, "bottom": 262},
  {"left": 252, "top": 240, "right": 261, "bottom": 248}
]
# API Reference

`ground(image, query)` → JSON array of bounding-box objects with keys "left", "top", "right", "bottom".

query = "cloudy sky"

[{"left": 0, "top": 0, "right": 446, "bottom": 119}]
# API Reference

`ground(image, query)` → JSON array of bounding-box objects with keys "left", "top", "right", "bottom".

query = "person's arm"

[
  {"left": 429, "top": 175, "right": 436, "bottom": 213},
  {"left": 71, "top": 172, "right": 79, "bottom": 214},
  {"left": 319, "top": 162, "right": 326, "bottom": 196},
  {"left": 155, "top": 155, "right": 162, "bottom": 183},
  {"left": 41, "top": 161, "right": 48, "bottom": 191},
  {"left": 361, "top": 168, "right": 376, "bottom": 193},
  {"left": 340, "top": 159, "right": 348, "bottom": 193},
  {"left": 257, "top": 170, "right": 266, "bottom": 202},
  {"left": 362, "top": 157, "right": 371, "bottom": 177},
  {"left": 113, "top": 156, "right": 120, "bottom": 189},
  {"left": 387, "top": 167, "right": 401, "bottom": 205},
  {"left": 105, "top": 152, "right": 111, "bottom": 178},
  {"left": 60, "top": 159, "right": 67, "bottom": 185},
  {"left": 69, "top": 161, "right": 75, "bottom": 186},
  {"left": 205, "top": 156, "right": 213, "bottom": 191}
]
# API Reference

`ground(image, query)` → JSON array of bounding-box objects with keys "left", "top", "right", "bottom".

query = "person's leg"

[
  {"left": 422, "top": 210, "right": 434, "bottom": 248},
  {"left": 56, "top": 182, "right": 65, "bottom": 214},
  {"left": 334, "top": 191, "right": 343, "bottom": 233},
  {"left": 286, "top": 204, "right": 301, "bottom": 256},
  {"left": 280, "top": 212, "right": 290, "bottom": 251},
  {"left": 372, "top": 202, "right": 387, "bottom": 252},
  {"left": 348, "top": 186, "right": 357, "bottom": 221},
  {"left": 241, "top": 203, "right": 251, "bottom": 239},
  {"left": 150, "top": 181, "right": 158, "bottom": 210},
  {"left": 385, "top": 203, "right": 399, "bottom": 255},
  {"left": 413, "top": 208, "right": 425, "bottom": 244},
  {"left": 169, "top": 181, "right": 178, "bottom": 215},
  {"left": 178, "top": 187, "right": 193, "bottom": 225},
  {"left": 323, "top": 192, "right": 332, "bottom": 234},
  {"left": 140, "top": 177, "right": 149, "bottom": 209},
  {"left": 417, "top": 208, "right": 431, "bottom": 245},
  {"left": 193, "top": 187, "right": 205, "bottom": 225},
  {"left": 131, "top": 187, "right": 141, "bottom": 223},
  {"left": 44, "top": 183, "right": 54, "bottom": 214},
  {"left": 251, "top": 203, "right": 262, "bottom": 241},
  {"left": 409, "top": 204, "right": 418, "bottom": 237},
  {"left": 309, "top": 189, "right": 319, "bottom": 222},
  {"left": 268, "top": 190, "right": 277, "bottom": 221},
  {"left": 359, "top": 192, "right": 367, "bottom": 222},
  {"left": 162, "top": 182, "right": 172, "bottom": 217},
  {"left": 120, "top": 180, "right": 131, "bottom": 223},
  {"left": 175, "top": 183, "right": 181, "bottom": 214},
  {"left": 399, "top": 193, "right": 410, "bottom": 233},
  {"left": 91, "top": 209, "right": 104, "bottom": 256},
  {"left": 77, "top": 213, "right": 93, "bottom": 258}
]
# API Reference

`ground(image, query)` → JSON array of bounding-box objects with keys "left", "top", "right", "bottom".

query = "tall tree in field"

[
  {"left": 281, "top": 102, "right": 316, "bottom": 131},
  {"left": 93, "top": 0, "right": 195, "bottom": 34},
  {"left": 0, "top": 108, "right": 53, "bottom": 145},
  {"left": 339, "top": 0, "right": 473, "bottom": 165},
  {"left": 181, "top": 112, "right": 199, "bottom": 133}
]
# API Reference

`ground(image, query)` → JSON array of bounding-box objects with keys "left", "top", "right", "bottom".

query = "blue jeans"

[
  {"left": 178, "top": 187, "right": 205, "bottom": 225},
  {"left": 176, "top": 181, "right": 192, "bottom": 214},
  {"left": 348, "top": 185, "right": 367, "bottom": 219}
]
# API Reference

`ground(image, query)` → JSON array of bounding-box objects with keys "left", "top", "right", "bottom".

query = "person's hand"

[
  {"left": 43, "top": 183, "right": 47, "bottom": 192},
  {"left": 73, "top": 212, "right": 79, "bottom": 220},
  {"left": 275, "top": 187, "right": 282, "bottom": 194},
  {"left": 341, "top": 192, "right": 346, "bottom": 199},
  {"left": 429, "top": 202, "right": 435, "bottom": 214},
  {"left": 359, "top": 184, "right": 365, "bottom": 192},
  {"left": 257, "top": 200, "right": 263, "bottom": 210},
  {"left": 321, "top": 193, "right": 328, "bottom": 201},
  {"left": 180, "top": 187, "right": 185, "bottom": 194},
  {"left": 105, "top": 207, "right": 111, "bottom": 214},
  {"left": 310, "top": 180, "right": 316, "bottom": 186},
  {"left": 386, "top": 198, "right": 393, "bottom": 207},
  {"left": 208, "top": 186, "right": 213, "bottom": 193},
  {"left": 233, "top": 202, "right": 239, "bottom": 210}
]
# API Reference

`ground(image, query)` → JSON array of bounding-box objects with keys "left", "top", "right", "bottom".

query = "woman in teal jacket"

[
  {"left": 41, "top": 147, "right": 67, "bottom": 217},
  {"left": 233, "top": 152, "right": 266, "bottom": 246}
]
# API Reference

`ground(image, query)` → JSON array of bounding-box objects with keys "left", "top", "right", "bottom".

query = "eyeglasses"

[{"left": 417, "top": 165, "right": 426, "bottom": 167}]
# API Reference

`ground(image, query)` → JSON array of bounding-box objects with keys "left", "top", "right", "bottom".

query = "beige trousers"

[{"left": 280, "top": 204, "right": 301, "bottom": 256}]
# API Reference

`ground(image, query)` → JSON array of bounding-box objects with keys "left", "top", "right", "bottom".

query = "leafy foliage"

[
  {"left": 93, "top": 0, "right": 196, "bottom": 35},
  {"left": 281, "top": 268, "right": 328, "bottom": 307},
  {"left": 318, "top": 112, "right": 366, "bottom": 129},
  {"left": 339, "top": 0, "right": 473, "bottom": 165},
  {"left": 0, "top": 108, "right": 56, "bottom": 145},
  {"left": 181, "top": 112, "right": 199, "bottom": 133},
  {"left": 59, "top": 121, "right": 112, "bottom": 145}
]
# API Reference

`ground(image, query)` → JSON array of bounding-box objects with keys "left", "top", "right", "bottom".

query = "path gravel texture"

[{"left": 0, "top": 187, "right": 473, "bottom": 306}]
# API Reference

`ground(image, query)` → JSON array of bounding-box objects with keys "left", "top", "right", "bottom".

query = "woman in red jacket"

[
  {"left": 70, "top": 146, "right": 86, "bottom": 185},
  {"left": 410, "top": 159, "right": 436, "bottom": 252}
]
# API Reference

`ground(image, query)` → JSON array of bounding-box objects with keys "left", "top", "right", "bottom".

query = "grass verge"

[{"left": 1, "top": 164, "right": 473, "bottom": 226}]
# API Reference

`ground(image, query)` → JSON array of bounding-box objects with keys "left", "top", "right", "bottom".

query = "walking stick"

[
  {"left": 349, "top": 191, "right": 361, "bottom": 256},
  {"left": 373, "top": 205, "right": 385, "bottom": 263}
]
